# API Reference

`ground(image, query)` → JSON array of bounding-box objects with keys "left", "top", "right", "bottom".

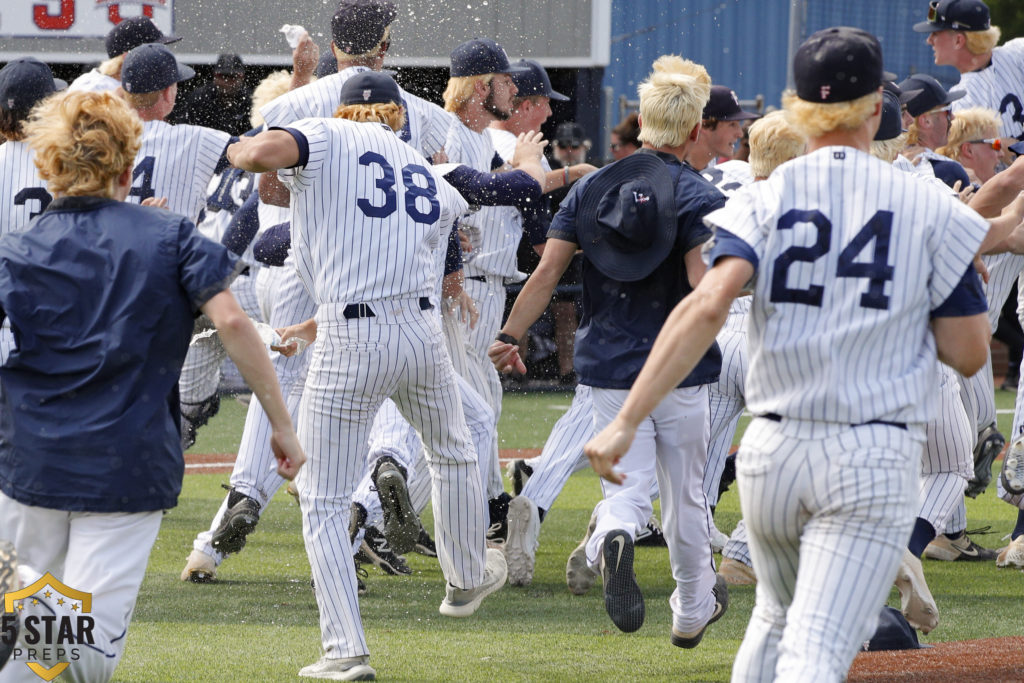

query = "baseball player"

[
  {"left": 68, "top": 16, "right": 179, "bottom": 93},
  {"left": 585, "top": 27, "right": 992, "bottom": 681},
  {"left": 228, "top": 71, "right": 507, "bottom": 680},
  {"left": 914, "top": 0, "right": 1024, "bottom": 141},
  {"left": 0, "top": 89, "right": 302, "bottom": 683},
  {"left": 686, "top": 85, "right": 758, "bottom": 172},
  {"left": 491, "top": 54, "right": 727, "bottom": 641}
]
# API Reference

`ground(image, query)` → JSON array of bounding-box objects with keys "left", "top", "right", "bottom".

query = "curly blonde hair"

[
  {"left": 26, "top": 90, "right": 142, "bottom": 198},
  {"left": 98, "top": 53, "right": 126, "bottom": 78},
  {"left": 636, "top": 55, "right": 711, "bottom": 149},
  {"left": 783, "top": 89, "right": 881, "bottom": 139},
  {"left": 936, "top": 106, "right": 1000, "bottom": 160},
  {"left": 965, "top": 26, "right": 1001, "bottom": 55},
  {"left": 871, "top": 133, "right": 910, "bottom": 163},
  {"left": 250, "top": 71, "right": 296, "bottom": 128},
  {"left": 334, "top": 101, "right": 406, "bottom": 132},
  {"left": 443, "top": 74, "right": 493, "bottom": 113},
  {"left": 748, "top": 111, "right": 805, "bottom": 178}
]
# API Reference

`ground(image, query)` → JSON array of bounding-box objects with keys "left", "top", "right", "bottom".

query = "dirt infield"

[
  {"left": 184, "top": 448, "right": 543, "bottom": 474},
  {"left": 848, "top": 636, "right": 1024, "bottom": 682}
]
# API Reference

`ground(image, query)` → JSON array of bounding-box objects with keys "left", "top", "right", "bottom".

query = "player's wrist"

[{"left": 495, "top": 332, "right": 519, "bottom": 346}]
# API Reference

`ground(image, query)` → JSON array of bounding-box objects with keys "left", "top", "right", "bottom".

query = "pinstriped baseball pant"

[
  {"left": 731, "top": 418, "right": 921, "bottom": 683},
  {"left": 296, "top": 301, "right": 486, "bottom": 658}
]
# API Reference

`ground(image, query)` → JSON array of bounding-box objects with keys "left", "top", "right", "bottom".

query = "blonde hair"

[
  {"left": 965, "top": 26, "right": 1000, "bottom": 55},
  {"left": 26, "top": 90, "right": 142, "bottom": 198},
  {"left": 443, "top": 74, "right": 493, "bottom": 113},
  {"left": 334, "top": 102, "right": 407, "bottom": 133},
  {"left": 250, "top": 71, "right": 296, "bottom": 128},
  {"left": 748, "top": 111, "right": 805, "bottom": 178},
  {"left": 936, "top": 106, "right": 1000, "bottom": 159},
  {"left": 636, "top": 55, "right": 711, "bottom": 149},
  {"left": 98, "top": 53, "right": 126, "bottom": 78},
  {"left": 334, "top": 25, "right": 392, "bottom": 60},
  {"left": 783, "top": 89, "right": 881, "bottom": 139},
  {"left": 871, "top": 133, "right": 910, "bottom": 163},
  {"left": 118, "top": 87, "right": 162, "bottom": 110}
]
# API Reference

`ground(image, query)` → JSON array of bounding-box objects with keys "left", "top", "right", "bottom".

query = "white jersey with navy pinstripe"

[
  {"left": 127, "top": 120, "right": 231, "bottom": 222},
  {"left": 0, "top": 141, "right": 51, "bottom": 236},
  {"left": 277, "top": 117, "right": 468, "bottom": 304},
  {"left": 704, "top": 146, "right": 988, "bottom": 427},
  {"left": 444, "top": 120, "right": 499, "bottom": 264},
  {"left": 259, "top": 66, "right": 452, "bottom": 158},
  {"left": 951, "top": 38, "right": 1024, "bottom": 139},
  {"left": 701, "top": 159, "right": 753, "bottom": 196},
  {"left": 67, "top": 69, "right": 120, "bottom": 93}
]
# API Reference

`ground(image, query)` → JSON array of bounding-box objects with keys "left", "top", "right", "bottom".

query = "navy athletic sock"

[
  {"left": 1013, "top": 509, "right": 1024, "bottom": 541},
  {"left": 944, "top": 529, "right": 965, "bottom": 541},
  {"left": 908, "top": 518, "right": 936, "bottom": 558},
  {"left": 538, "top": 506, "right": 547, "bottom": 524}
]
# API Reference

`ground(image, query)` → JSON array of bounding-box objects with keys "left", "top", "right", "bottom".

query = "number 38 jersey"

[
  {"left": 277, "top": 118, "right": 468, "bottom": 305},
  {"left": 704, "top": 146, "right": 989, "bottom": 427},
  {"left": 0, "top": 141, "right": 51, "bottom": 235},
  {"left": 126, "top": 120, "right": 231, "bottom": 223},
  {"left": 951, "top": 38, "right": 1024, "bottom": 140}
]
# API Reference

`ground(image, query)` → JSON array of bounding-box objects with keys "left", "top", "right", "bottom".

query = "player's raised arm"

[{"left": 227, "top": 129, "right": 302, "bottom": 173}]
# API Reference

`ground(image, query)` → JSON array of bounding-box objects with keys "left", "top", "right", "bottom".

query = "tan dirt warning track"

[{"left": 848, "top": 636, "right": 1024, "bottom": 682}]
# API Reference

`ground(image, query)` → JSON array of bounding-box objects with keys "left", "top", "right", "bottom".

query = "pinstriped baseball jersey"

[
  {"left": 277, "top": 117, "right": 468, "bottom": 304},
  {"left": 259, "top": 66, "right": 452, "bottom": 157},
  {"left": 951, "top": 38, "right": 1024, "bottom": 139},
  {"left": 981, "top": 253, "right": 1024, "bottom": 327},
  {"left": 705, "top": 146, "right": 988, "bottom": 428},
  {"left": 443, "top": 120, "right": 498, "bottom": 264},
  {"left": 701, "top": 159, "right": 753, "bottom": 197},
  {"left": 127, "top": 120, "right": 231, "bottom": 222},
  {"left": 67, "top": 69, "right": 120, "bottom": 93},
  {"left": 0, "top": 140, "right": 50, "bottom": 236}
]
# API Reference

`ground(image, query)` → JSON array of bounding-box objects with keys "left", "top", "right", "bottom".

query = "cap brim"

[
  {"left": 177, "top": 63, "right": 196, "bottom": 82},
  {"left": 944, "top": 89, "right": 967, "bottom": 105},
  {"left": 720, "top": 111, "right": 759, "bottom": 121},
  {"left": 1009, "top": 141, "right": 1024, "bottom": 156},
  {"left": 882, "top": 70, "right": 897, "bottom": 83},
  {"left": 548, "top": 89, "right": 570, "bottom": 101},
  {"left": 501, "top": 63, "right": 532, "bottom": 74},
  {"left": 160, "top": 35, "right": 182, "bottom": 45},
  {"left": 53, "top": 77, "right": 68, "bottom": 91},
  {"left": 913, "top": 20, "right": 947, "bottom": 33},
  {"left": 898, "top": 87, "right": 924, "bottom": 103}
]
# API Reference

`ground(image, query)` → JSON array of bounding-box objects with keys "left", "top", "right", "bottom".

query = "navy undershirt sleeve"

[
  {"left": 444, "top": 225, "right": 464, "bottom": 276},
  {"left": 269, "top": 127, "right": 310, "bottom": 168},
  {"left": 214, "top": 136, "right": 241, "bottom": 175},
  {"left": 931, "top": 262, "right": 988, "bottom": 318},
  {"left": 707, "top": 228, "right": 759, "bottom": 270},
  {"left": 252, "top": 222, "right": 292, "bottom": 267},
  {"left": 220, "top": 192, "right": 261, "bottom": 256},
  {"left": 443, "top": 166, "right": 542, "bottom": 210}
]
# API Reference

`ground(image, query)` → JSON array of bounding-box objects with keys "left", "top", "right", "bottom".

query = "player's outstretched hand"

[
  {"left": 953, "top": 180, "right": 976, "bottom": 205},
  {"left": 141, "top": 196, "right": 168, "bottom": 209},
  {"left": 292, "top": 32, "right": 319, "bottom": 79},
  {"left": 512, "top": 131, "right": 547, "bottom": 167},
  {"left": 584, "top": 419, "right": 636, "bottom": 485},
  {"left": 488, "top": 339, "right": 526, "bottom": 374},
  {"left": 270, "top": 427, "right": 306, "bottom": 480}
]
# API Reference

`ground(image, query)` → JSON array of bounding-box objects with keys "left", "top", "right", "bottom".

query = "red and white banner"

[{"left": 0, "top": 1, "right": 174, "bottom": 38}]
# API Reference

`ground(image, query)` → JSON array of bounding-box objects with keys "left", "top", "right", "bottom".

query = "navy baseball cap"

[
  {"left": 864, "top": 607, "right": 928, "bottom": 651},
  {"left": 450, "top": 38, "right": 529, "bottom": 78},
  {"left": 121, "top": 43, "right": 195, "bottom": 94},
  {"left": 332, "top": 0, "right": 397, "bottom": 55},
  {"left": 510, "top": 59, "right": 568, "bottom": 101},
  {"left": 913, "top": 0, "right": 991, "bottom": 33},
  {"left": 339, "top": 71, "right": 402, "bottom": 105},
  {"left": 874, "top": 91, "right": 904, "bottom": 141},
  {"left": 0, "top": 57, "right": 67, "bottom": 112},
  {"left": 793, "top": 27, "right": 893, "bottom": 104},
  {"left": 105, "top": 16, "right": 180, "bottom": 59},
  {"left": 703, "top": 85, "right": 758, "bottom": 121},
  {"left": 213, "top": 54, "right": 244, "bottom": 75},
  {"left": 555, "top": 122, "right": 586, "bottom": 146},
  {"left": 898, "top": 74, "right": 965, "bottom": 117}
]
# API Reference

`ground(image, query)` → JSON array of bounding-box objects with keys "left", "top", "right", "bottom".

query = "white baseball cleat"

[
  {"left": 566, "top": 509, "right": 599, "bottom": 595},
  {"left": 504, "top": 496, "right": 541, "bottom": 586},
  {"left": 1000, "top": 436, "right": 1024, "bottom": 496},
  {"left": 439, "top": 548, "right": 507, "bottom": 617},
  {"left": 996, "top": 535, "right": 1024, "bottom": 569},
  {"left": 894, "top": 549, "right": 939, "bottom": 634},
  {"left": 298, "top": 655, "right": 376, "bottom": 680},
  {"left": 180, "top": 549, "right": 217, "bottom": 583}
]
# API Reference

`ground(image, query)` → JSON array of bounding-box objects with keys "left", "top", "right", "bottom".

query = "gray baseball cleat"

[
  {"left": 372, "top": 456, "right": 420, "bottom": 555},
  {"left": 566, "top": 509, "right": 599, "bottom": 595},
  {"left": 1000, "top": 434, "right": 1024, "bottom": 496},
  {"left": 966, "top": 424, "right": 1005, "bottom": 497},
  {"left": 504, "top": 496, "right": 541, "bottom": 586},
  {"left": 439, "top": 548, "right": 507, "bottom": 617}
]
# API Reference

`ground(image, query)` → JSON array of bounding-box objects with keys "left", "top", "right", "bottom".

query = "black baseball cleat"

[
  {"left": 966, "top": 424, "right": 1005, "bottom": 498},
  {"left": 671, "top": 574, "right": 729, "bottom": 648},
  {"left": 210, "top": 487, "right": 261, "bottom": 555},
  {"left": 413, "top": 524, "right": 437, "bottom": 557},
  {"left": 372, "top": 456, "right": 420, "bottom": 555},
  {"left": 634, "top": 515, "right": 667, "bottom": 547},
  {"left": 507, "top": 459, "right": 534, "bottom": 496},
  {"left": 0, "top": 541, "right": 19, "bottom": 671},
  {"left": 355, "top": 527, "right": 412, "bottom": 576},
  {"left": 602, "top": 530, "right": 645, "bottom": 633},
  {"left": 486, "top": 492, "right": 512, "bottom": 545}
]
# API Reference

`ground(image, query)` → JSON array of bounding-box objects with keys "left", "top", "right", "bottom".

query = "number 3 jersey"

[
  {"left": 951, "top": 37, "right": 1024, "bottom": 140},
  {"left": 126, "top": 119, "right": 232, "bottom": 223},
  {"left": 276, "top": 117, "right": 468, "bottom": 305},
  {"left": 704, "top": 146, "right": 989, "bottom": 427}
]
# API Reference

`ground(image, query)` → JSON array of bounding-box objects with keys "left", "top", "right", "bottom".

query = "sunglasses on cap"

[
  {"left": 968, "top": 137, "right": 1001, "bottom": 150},
  {"left": 927, "top": 0, "right": 977, "bottom": 31}
]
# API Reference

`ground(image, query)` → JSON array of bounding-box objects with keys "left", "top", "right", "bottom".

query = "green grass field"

[{"left": 109, "top": 390, "right": 1024, "bottom": 681}]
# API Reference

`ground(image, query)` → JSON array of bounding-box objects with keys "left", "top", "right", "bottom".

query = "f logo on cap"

[
  {"left": 362, "top": 89, "right": 372, "bottom": 101},
  {"left": 820, "top": 85, "right": 831, "bottom": 100}
]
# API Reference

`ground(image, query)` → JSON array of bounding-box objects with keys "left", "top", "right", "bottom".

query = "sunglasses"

[
  {"left": 968, "top": 138, "right": 1002, "bottom": 151},
  {"left": 927, "top": 0, "right": 974, "bottom": 30}
]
